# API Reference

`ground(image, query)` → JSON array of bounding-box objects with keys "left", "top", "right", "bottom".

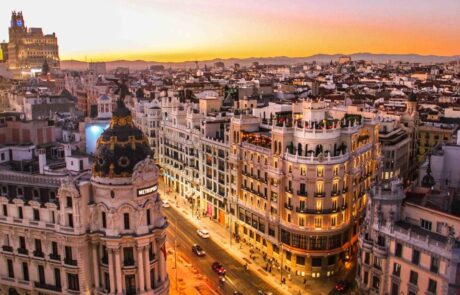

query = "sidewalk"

[
  {"left": 166, "top": 240, "right": 221, "bottom": 295},
  {"left": 159, "top": 179, "right": 342, "bottom": 295}
]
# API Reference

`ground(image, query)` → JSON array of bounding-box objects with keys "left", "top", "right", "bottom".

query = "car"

[
  {"left": 161, "top": 200, "right": 170, "bottom": 208},
  {"left": 211, "top": 261, "right": 226, "bottom": 275},
  {"left": 192, "top": 244, "right": 205, "bottom": 256},
  {"left": 257, "top": 291, "right": 272, "bottom": 295},
  {"left": 233, "top": 292, "right": 243, "bottom": 295},
  {"left": 197, "top": 229, "right": 210, "bottom": 238},
  {"left": 335, "top": 281, "right": 350, "bottom": 293}
]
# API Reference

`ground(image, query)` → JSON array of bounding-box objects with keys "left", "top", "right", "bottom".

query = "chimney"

[{"left": 38, "top": 149, "right": 46, "bottom": 174}]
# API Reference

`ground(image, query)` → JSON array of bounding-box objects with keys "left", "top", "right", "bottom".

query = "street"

[{"left": 164, "top": 205, "right": 277, "bottom": 295}]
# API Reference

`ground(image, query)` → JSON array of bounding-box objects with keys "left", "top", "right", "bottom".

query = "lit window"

[{"left": 314, "top": 217, "right": 322, "bottom": 228}]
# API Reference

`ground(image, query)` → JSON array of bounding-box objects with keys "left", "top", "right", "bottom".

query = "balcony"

[
  {"left": 2, "top": 245, "right": 13, "bottom": 252},
  {"left": 18, "top": 248, "right": 29, "bottom": 255},
  {"left": 285, "top": 187, "right": 293, "bottom": 194},
  {"left": 284, "top": 203, "right": 293, "bottom": 210},
  {"left": 49, "top": 253, "right": 61, "bottom": 261},
  {"left": 315, "top": 192, "right": 326, "bottom": 198},
  {"left": 64, "top": 258, "right": 78, "bottom": 266},
  {"left": 331, "top": 191, "right": 340, "bottom": 197},
  {"left": 297, "top": 190, "right": 307, "bottom": 197},
  {"left": 34, "top": 282, "right": 62, "bottom": 292},
  {"left": 124, "top": 259, "right": 135, "bottom": 267},
  {"left": 33, "top": 250, "right": 45, "bottom": 258}
]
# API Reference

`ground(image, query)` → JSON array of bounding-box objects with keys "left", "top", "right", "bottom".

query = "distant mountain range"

[{"left": 61, "top": 53, "right": 460, "bottom": 71}]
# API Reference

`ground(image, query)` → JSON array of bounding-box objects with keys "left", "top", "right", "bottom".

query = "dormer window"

[{"left": 17, "top": 188, "right": 23, "bottom": 196}]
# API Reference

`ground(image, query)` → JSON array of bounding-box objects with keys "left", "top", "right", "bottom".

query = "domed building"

[
  {"left": 86, "top": 98, "right": 170, "bottom": 294},
  {"left": 0, "top": 98, "right": 169, "bottom": 295}
]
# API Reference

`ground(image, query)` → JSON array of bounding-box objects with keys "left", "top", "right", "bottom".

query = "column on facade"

[
  {"left": 114, "top": 248, "right": 123, "bottom": 294},
  {"left": 60, "top": 268, "right": 68, "bottom": 291},
  {"left": 108, "top": 249, "right": 116, "bottom": 294},
  {"left": 144, "top": 246, "right": 152, "bottom": 290},
  {"left": 159, "top": 243, "right": 166, "bottom": 282},
  {"left": 137, "top": 246, "right": 145, "bottom": 292},
  {"left": 92, "top": 243, "right": 100, "bottom": 289}
]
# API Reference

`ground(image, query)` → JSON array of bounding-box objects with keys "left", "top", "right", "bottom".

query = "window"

[
  {"left": 38, "top": 265, "right": 45, "bottom": 283},
  {"left": 314, "top": 217, "right": 322, "bottom": 228},
  {"left": 22, "top": 262, "right": 29, "bottom": 281},
  {"left": 52, "top": 241, "right": 59, "bottom": 255},
  {"left": 393, "top": 263, "right": 401, "bottom": 277},
  {"left": 372, "top": 276, "right": 380, "bottom": 290},
  {"left": 68, "top": 213, "right": 74, "bottom": 228},
  {"left": 363, "top": 271, "right": 369, "bottom": 285},
  {"left": 7, "top": 259, "right": 14, "bottom": 278},
  {"left": 33, "top": 209, "right": 40, "bottom": 221},
  {"left": 312, "top": 257, "right": 322, "bottom": 267},
  {"left": 395, "top": 242, "right": 402, "bottom": 257},
  {"left": 125, "top": 274, "right": 136, "bottom": 294},
  {"left": 412, "top": 249, "right": 420, "bottom": 265},
  {"left": 19, "top": 236, "right": 26, "bottom": 249},
  {"left": 68, "top": 273, "right": 80, "bottom": 291},
  {"left": 373, "top": 257, "right": 382, "bottom": 269},
  {"left": 391, "top": 283, "right": 399, "bottom": 295},
  {"left": 35, "top": 239, "right": 43, "bottom": 255},
  {"left": 430, "top": 256, "right": 439, "bottom": 273},
  {"left": 428, "top": 279, "right": 437, "bottom": 293},
  {"left": 123, "top": 247, "right": 134, "bottom": 266},
  {"left": 364, "top": 252, "right": 370, "bottom": 264},
  {"left": 102, "top": 212, "right": 107, "bottom": 228},
  {"left": 421, "top": 219, "right": 432, "bottom": 231},
  {"left": 317, "top": 167, "right": 324, "bottom": 177},
  {"left": 124, "top": 213, "right": 130, "bottom": 229},
  {"left": 55, "top": 268, "right": 61, "bottom": 288},
  {"left": 66, "top": 196, "right": 73, "bottom": 208},
  {"left": 299, "top": 217, "right": 305, "bottom": 227},
  {"left": 146, "top": 209, "right": 151, "bottom": 226},
  {"left": 18, "top": 206, "right": 23, "bottom": 219},
  {"left": 409, "top": 270, "right": 418, "bottom": 285},
  {"left": 65, "top": 246, "right": 72, "bottom": 260},
  {"left": 2, "top": 204, "right": 7, "bottom": 216},
  {"left": 331, "top": 216, "right": 336, "bottom": 227}
]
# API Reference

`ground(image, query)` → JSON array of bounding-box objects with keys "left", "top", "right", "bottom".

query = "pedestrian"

[
  {"left": 303, "top": 278, "right": 307, "bottom": 285},
  {"left": 288, "top": 273, "right": 291, "bottom": 281}
]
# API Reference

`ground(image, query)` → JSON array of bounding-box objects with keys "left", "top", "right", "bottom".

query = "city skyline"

[{"left": 2, "top": 0, "right": 460, "bottom": 62}]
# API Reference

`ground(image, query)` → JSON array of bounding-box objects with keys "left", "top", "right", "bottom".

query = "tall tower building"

[{"left": 6, "top": 11, "right": 60, "bottom": 79}]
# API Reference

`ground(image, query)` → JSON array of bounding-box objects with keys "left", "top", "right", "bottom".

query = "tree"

[{"left": 41, "top": 60, "right": 50, "bottom": 75}]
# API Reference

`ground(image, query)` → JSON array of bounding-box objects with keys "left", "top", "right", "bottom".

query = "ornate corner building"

[
  {"left": 229, "top": 100, "right": 380, "bottom": 278},
  {"left": 0, "top": 99, "right": 169, "bottom": 294}
]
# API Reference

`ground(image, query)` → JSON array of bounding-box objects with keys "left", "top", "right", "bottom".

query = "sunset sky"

[{"left": 2, "top": 0, "right": 460, "bottom": 62}]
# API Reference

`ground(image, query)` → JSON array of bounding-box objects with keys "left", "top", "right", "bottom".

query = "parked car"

[
  {"left": 211, "top": 261, "right": 226, "bottom": 275},
  {"left": 197, "top": 229, "right": 210, "bottom": 238},
  {"left": 335, "top": 281, "right": 350, "bottom": 293},
  {"left": 162, "top": 200, "right": 170, "bottom": 208},
  {"left": 192, "top": 244, "right": 205, "bottom": 256},
  {"left": 233, "top": 292, "right": 243, "bottom": 295}
]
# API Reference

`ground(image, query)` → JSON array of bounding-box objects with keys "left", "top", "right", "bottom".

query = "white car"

[
  {"left": 162, "top": 200, "right": 170, "bottom": 208},
  {"left": 197, "top": 229, "right": 210, "bottom": 239}
]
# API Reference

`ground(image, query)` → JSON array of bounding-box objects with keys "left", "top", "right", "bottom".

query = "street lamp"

[{"left": 174, "top": 216, "right": 178, "bottom": 290}]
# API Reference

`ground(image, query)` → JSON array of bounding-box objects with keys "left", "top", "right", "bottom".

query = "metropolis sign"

[{"left": 137, "top": 185, "right": 158, "bottom": 196}]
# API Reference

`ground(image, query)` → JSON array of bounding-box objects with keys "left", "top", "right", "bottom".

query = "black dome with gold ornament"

[{"left": 92, "top": 98, "right": 152, "bottom": 178}]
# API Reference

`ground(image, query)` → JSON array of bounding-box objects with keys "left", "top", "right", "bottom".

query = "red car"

[
  {"left": 211, "top": 262, "right": 226, "bottom": 275},
  {"left": 335, "top": 281, "right": 350, "bottom": 293}
]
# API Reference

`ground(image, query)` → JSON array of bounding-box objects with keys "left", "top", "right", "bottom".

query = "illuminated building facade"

[
  {"left": 0, "top": 99, "right": 169, "bottom": 295},
  {"left": 229, "top": 100, "right": 380, "bottom": 278},
  {"left": 6, "top": 11, "right": 59, "bottom": 79},
  {"left": 357, "top": 177, "right": 460, "bottom": 295}
]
